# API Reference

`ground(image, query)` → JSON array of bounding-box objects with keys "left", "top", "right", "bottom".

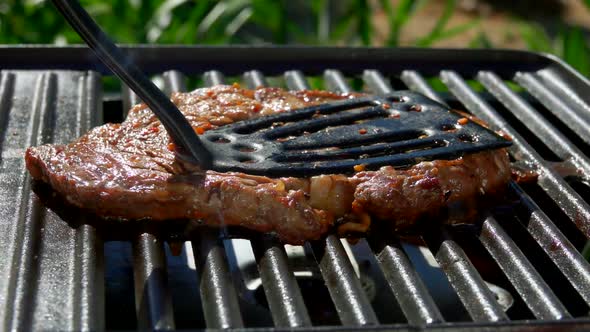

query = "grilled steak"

[{"left": 25, "top": 85, "right": 511, "bottom": 244}]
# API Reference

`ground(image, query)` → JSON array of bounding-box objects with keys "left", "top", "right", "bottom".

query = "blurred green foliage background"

[{"left": 2, "top": 0, "right": 590, "bottom": 76}]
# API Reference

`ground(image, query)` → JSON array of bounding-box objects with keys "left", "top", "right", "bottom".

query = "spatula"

[{"left": 52, "top": 0, "right": 511, "bottom": 177}]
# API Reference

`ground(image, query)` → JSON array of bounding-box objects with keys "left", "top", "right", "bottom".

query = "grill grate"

[
  {"left": 1, "top": 46, "right": 590, "bottom": 331},
  {"left": 0, "top": 70, "right": 104, "bottom": 331}
]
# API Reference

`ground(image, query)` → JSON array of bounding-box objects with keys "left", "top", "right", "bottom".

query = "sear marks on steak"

[{"left": 25, "top": 85, "right": 511, "bottom": 244}]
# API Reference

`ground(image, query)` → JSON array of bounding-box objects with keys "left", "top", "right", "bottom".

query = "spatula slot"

[
  {"left": 208, "top": 135, "right": 232, "bottom": 144},
  {"left": 288, "top": 143, "right": 497, "bottom": 173},
  {"left": 280, "top": 129, "right": 426, "bottom": 150},
  {"left": 441, "top": 123, "right": 458, "bottom": 131},
  {"left": 273, "top": 138, "right": 446, "bottom": 162},
  {"left": 458, "top": 133, "right": 478, "bottom": 143},
  {"left": 236, "top": 155, "right": 258, "bottom": 163},
  {"left": 231, "top": 99, "right": 376, "bottom": 135},
  {"left": 408, "top": 105, "right": 423, "bottom": 112},
  {"left": 263, "top": 106, "right": 387, "bottom": 139},
  {"left": 385, "top": 96, "right": 405, "bottom": 103},
  {"left": 232, "top": 143, "right": 259, "bottom": 152}
]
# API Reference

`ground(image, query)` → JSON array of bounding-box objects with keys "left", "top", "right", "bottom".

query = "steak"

[{"left": 25, "top": 85, "right": 511, "bottom": 244}]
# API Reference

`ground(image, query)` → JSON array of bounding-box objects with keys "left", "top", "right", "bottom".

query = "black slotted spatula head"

[{"left": 198, "top": 91, "right": 512, "bottom": 177}]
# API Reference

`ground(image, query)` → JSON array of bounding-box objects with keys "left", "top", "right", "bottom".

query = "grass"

[
  {"left": 1, "top": 0, "right": 589, "bottom": 75},
  {"left": 518, "top": 20, "right": 590, "bottom": 76}
]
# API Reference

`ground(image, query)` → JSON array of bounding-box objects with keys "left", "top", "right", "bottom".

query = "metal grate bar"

[
  {"left": 283, "top": 70, "right": 312, "bottom": 89},
  {"left": 191, "top": 231, "right": 244, "bottom": 328},
  {"left": 440, "top": 71, "right": 590, "bottom": 239},
  {"left": 370, "top": 237, "right": 445, "bottom": 325},
  {"left": 132, "top": 234, "right": 176, "bottom": 330},
  {"left": 400, "top": 70, "right": 448, "bottom": 106},
  {"left": 514, "top": 72, "right": 590, "bottom": 146},
  {"left": 65, "top": 71, "right": 104, "bottom": 332},
  {"left": 204, "top": 70, "right": 226, "bottom": 87},
  {"left": 284, "top": 70, "right": 310, "bottom": 92},
  {"left": 73, "top": 224, "right": 104, "bottom": 331},
  {"left": 324, "top": 70, "right": 353, "bottom": 93},
  {"left": 477, "top": 71, "right": 590, "bottom": 176},
  {"left": 0, "top": 46, "right": 561, "bottom": 76},
  {"left": 0, "top": 71, "right": 105, "bottom": 331},
  {"left": 363, "top": 70, "right": 507, "bottom": 322},
  {"left": 536, "top": 70, "right": 590, "bottom": 117},
  {"left": 430, "top": 235, "right": 508, "bottom": 322},
  {"left": 320, "top": 69, "right": 350, "bottom": 93},
  {"left": 163, "top": 70, "right": 186, "bottom": 94},
  {"left": 452, "top": 240, "right": 513, "bottom": 321},
  {"left": 241, "top": 71, "right": 312, "bottom": 327},
  {"left": 120, "top": 83, "right": 176, "bottom": 330},
  {"left": 322, "top": 69, "right": 444, "bottom": 325},
  {"left": 510, "top": 183, "right": 590, "bottom": 305},
  {"left": 480, "top": 216, "right": 570, "bottom": 319},
  {"left": 284, "top": 70, "right": 379, "bottom": 325},
  {"left": 6, "top": 73, "right": 57, "bottom": 331},
  {"left": 363, "top": 70, "right": 393, "bottom": 93},
  {"left": 251, "top": 239, "right": 312, "bottom": 327},
  {"left": 243, "top": 71, "right": 268, "bottom": 90},
  {"left": 439, "top": 71, "right": 590, "bottom": 306},
  {"left": 311, "top": 235, "right": 379, "bottom": 325},
  {"left": 122, "top": 84, "right": 140, "bottom": 117},
  {"left": 243, "top": 70, "right": 268, "bottom": 89}
]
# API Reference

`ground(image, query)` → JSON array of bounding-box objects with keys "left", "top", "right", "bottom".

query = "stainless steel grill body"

[{"left": 0, "top": 46, "right": 589, "bottom": 331}]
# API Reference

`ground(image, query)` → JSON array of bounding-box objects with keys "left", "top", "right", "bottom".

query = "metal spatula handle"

[{"left": 52, "top": 0, "right": 213, "bottom": 169}]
